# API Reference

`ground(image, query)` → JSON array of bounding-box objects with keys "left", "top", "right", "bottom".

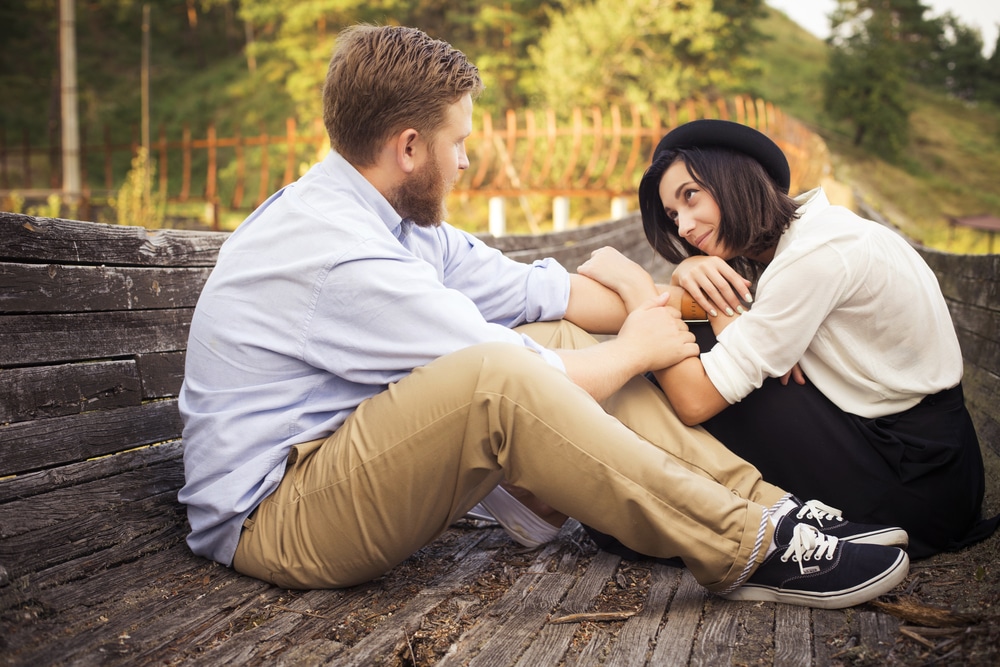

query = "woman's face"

[{"left": 658, "top": 160, "right": 734, "bottom": 259}]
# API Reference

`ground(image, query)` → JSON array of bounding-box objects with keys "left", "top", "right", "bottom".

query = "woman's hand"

[
  {"left": 578, "top": 246, "right": 658, "bottom": 313},
  {"left": 671, "top": 256, "right": 752, "bottom": 318},
  {"left": 780, "top": 363, "right": 807, "bottom": 386}
]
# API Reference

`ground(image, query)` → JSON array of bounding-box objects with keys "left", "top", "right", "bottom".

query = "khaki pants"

[{"left": 234, "top": 321, "right": 785, "bottom": 592}]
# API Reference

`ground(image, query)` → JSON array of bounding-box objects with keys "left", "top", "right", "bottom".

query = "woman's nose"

[{"left": 676, "top": 212, "right": 695, "bottom": 238}]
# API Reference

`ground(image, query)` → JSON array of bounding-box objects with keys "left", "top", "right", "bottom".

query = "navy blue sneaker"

[
  {"left": 723, "top": 516, "right": 909, "bottom": 609},
  {"left": 791, "top": 498, "right": 908, "bottom": 549}
]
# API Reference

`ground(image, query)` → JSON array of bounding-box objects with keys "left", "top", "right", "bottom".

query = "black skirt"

[{"left": 585, "top": 325, "right": 998, "bottom": 561}]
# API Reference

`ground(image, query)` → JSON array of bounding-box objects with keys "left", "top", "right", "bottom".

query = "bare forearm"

[
  {"left": 652, "top": 357, "right": 729, "bottom": 425},
  {"left": 563, "top": 273, "right": 630, "bottom": 334},
  {"left": 556, "top": 339, "right": 646, "bottom": 403}
]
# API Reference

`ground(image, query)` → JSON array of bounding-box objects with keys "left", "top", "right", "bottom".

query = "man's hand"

[
  {"left": 617, "top": 292, "right": 700, "bottom": 372},
  {"left": 578, "top": 246, "right": 658, "bottom": 313}
]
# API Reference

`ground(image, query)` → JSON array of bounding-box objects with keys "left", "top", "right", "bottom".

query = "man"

[{"left": 179, "top": 24, "right": 909, "bottom": 609}]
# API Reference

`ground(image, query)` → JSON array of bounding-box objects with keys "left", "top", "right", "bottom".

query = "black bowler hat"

[{"left": 649, "top": 119, "right": 790, "bottom": 193}]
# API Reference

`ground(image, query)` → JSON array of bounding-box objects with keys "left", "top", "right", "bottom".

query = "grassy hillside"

[{"left": 751, "top": 6, "right": 1000, "bottom": 253}]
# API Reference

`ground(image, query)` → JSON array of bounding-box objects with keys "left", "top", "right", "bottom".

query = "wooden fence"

[{"left": 0, "top": 95, "right": 828, "bottom": 231}]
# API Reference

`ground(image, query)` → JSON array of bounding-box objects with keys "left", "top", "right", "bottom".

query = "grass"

[{"left": 746, "top": 6, "right": 1000, "bottom": 254}]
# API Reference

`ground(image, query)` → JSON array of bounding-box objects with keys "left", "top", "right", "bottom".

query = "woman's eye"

[{"left": 684, "top": 189, "right": 697, "bottom": 201}]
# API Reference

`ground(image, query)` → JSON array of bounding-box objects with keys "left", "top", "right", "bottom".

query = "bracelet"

[{"left": 679, "top": 291, "right": 708, "bottom": 321}]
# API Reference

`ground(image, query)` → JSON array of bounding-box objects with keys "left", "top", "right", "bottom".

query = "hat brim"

[{"left": 650, "top": 119, "right": 790, "bottom": 193}]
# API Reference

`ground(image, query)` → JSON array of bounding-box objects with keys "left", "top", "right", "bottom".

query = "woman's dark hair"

[{"left": 638, "top": 146, "right": 800, "bottom": 277}]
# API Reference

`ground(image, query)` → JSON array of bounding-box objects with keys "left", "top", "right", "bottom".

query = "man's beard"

[{"left": 388, "top": 152, "right": 450, "bottom": 228}]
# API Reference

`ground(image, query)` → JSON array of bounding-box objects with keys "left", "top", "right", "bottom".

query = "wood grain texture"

[{"left": 0, "top": 212, "right": 996, "bottom": 666}]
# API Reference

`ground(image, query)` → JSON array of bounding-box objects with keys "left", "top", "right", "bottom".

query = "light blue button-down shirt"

[{"left": 178, "top": 151, "right": 571, "bottom": 565}]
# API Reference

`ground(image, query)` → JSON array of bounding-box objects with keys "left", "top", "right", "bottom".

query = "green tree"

[
  {"left": 823, "top": 0, "right": 934, "bottom": 156},
  {"left": 526, "top": 0, "right": 764, "bottom": 111},
  {"left": 986, "top": 34, "right": 1000, "bottom": 105},
  {"left": 236, "top": 0, "right": 564, "bottom": 120},
  {"left": 932, "top": 13, "right": 987, "bottom": 101}
]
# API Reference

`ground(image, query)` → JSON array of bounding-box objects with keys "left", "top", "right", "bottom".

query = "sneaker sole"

[
  {"left": 843, "top": 527, "right": 909, "bottom": 549},
  {"left": 721, "top": 550, "right": 909, "bottom": 610}
]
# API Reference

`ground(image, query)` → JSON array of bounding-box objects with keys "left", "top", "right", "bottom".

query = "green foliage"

[
  {"left": 526, "top": 0, "right": 763, "bottom": 111},
  {"left": 3, "top": 0, "right": 997, "bottom": 247},
  {"left": 824, "top": 41, "right": 910, "bottom": 155},
  {"left": 235, "top": 0, "right": 565, "bottom": 117},
  {"left": 988, "top": 35, "right": 1000, "bottom": 105},
  {"left": 108, "top": 147, "right": 165, "bottom": 227},
  {"left": 738, "top": 5, "right": 828, "bottom": 124},
  {"left": 823, "top": 0, "right": 922, "bottom": 157},
  {"left": 933, "top": 13, "right": 988, "bottom": 101}
]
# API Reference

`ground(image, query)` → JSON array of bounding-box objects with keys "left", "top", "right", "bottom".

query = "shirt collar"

[
  {"left": 773, "top": 187, "right": 828, "bottom": 257},
  {"left": 320, "top": 150, "right": 410, "bottom": 241}
]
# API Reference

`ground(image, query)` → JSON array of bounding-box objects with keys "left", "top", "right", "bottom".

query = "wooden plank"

[
  {"left": 647, "top": 569, "right": 705, "bottom": 666},
  {"left": 604, "top": 564, "right": 678, "bottom": 667},
  {"left": 482, "top": 215, "right": 638, "bottom": 253},
  {"left": 0, "top": 212, "right": 227, "bottom": 267},
  {"left": 730, "top": 600, "right": 776, "bottom": 666},
  {"left": 0, "top": 309, "right": 192, "bottom": 366},
  {"left": 0, "top": 522, "right": 192, "bottom": 627},
  {"left": 13, "top": 556, "right": 270, "bottom": 667},
  {"left": 557, "top": 549, "right": 621, "bottom": 614},
  {"left": 513, "top": 549, "right": 623, "bottom": 667},
  {"left": 0, "top": 488, "right": 186, "bottom": 582},
  {"left": 964, "top": 363, "right": 1000, "bottom": 457},
  {"left": 0, "top": 359, "right": 141, "bottom": 424},
  {"left": 0, "top": 400, "right": 182, "bottom": 476},
  {"left": 856, "top": 609, "right": 900, "bottom": 659},
  {"left": 117, "top": 578, "right": 292, "bottom": 667},
  {"left": 137, "top": 351, "right": 186, "bottom": 399},
  {"left": 812, "top": 608, "right": 850, "bottom": 664},
  {"left": 197, "top": 529, "right": 495, "bottom": 665},
  {"left": 0, "top": 262, "right": 212, "bottom": 312},
  {"left": 439, "top": 572, "right": 577, "bottom": 667},
  {"left": 0, "top": 440, "right": 181, "bottom": 503},
  {"left": 774, "top": 604, "right": 813, "bottom": 667},
  {"left": 339, "top": 549, "right": 496, "bottom": 666},
  {"left": 189, "top": 584, "right": 373, "bottom": 665},
  {"left": 691, "top": 597, "right": 738, "bottom": 665},
  {"left": 0, "top": 458, "right": 184, "bottom": 539}
]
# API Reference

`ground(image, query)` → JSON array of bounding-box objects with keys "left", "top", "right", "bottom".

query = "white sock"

[
  {"left": 477, "top": 485, "right": 561, "bottom": 548},
  {"left": 763, "top": 497, "right": 798, "bottom": 557},
  {"left": 771, "top": 496, "right": 798, "bottom": 520}
]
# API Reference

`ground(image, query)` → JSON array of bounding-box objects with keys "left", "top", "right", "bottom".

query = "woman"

[{"left": 579, "top": 119, "right": 997, "bottom": 558}]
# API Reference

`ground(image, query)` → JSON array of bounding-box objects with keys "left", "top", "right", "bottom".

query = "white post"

[
  {"left": 552, "top": 196, "right": 570, "bottom": 232},
  {"left": 611, "top": 196, "right": 629, "bottom": 219},
  {"left": 489, "top": 196, "right": 506, "bottom": 237}
]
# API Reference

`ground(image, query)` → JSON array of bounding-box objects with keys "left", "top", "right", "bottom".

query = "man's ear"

[{"left": 395, "top": 128, "right": 422, "bottom": 174}]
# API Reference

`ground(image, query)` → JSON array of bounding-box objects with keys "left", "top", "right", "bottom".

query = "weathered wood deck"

[{"left": 1, "top": 211, "right": 998, "bottom": 666}]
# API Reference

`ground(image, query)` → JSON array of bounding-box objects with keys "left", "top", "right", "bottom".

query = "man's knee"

[{"left": 515, "top": 319, "right": 599, "bottom": 350}]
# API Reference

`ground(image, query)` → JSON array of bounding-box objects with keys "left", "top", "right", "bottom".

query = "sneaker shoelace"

[
  {"left": 797, "top": 499, "right": 845, "bottom": 527},
  {"left": 782, "top": 524, "right": 838, "bottom": 575}
]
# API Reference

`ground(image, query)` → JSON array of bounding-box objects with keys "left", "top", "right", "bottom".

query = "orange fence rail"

[{"left": 0, "top": 95, "right": 828, "bottom": 218}]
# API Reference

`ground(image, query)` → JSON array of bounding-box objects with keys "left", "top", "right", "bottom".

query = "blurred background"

[{"left": 1, "top": 0, "right": 998, "bottom": 252}]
